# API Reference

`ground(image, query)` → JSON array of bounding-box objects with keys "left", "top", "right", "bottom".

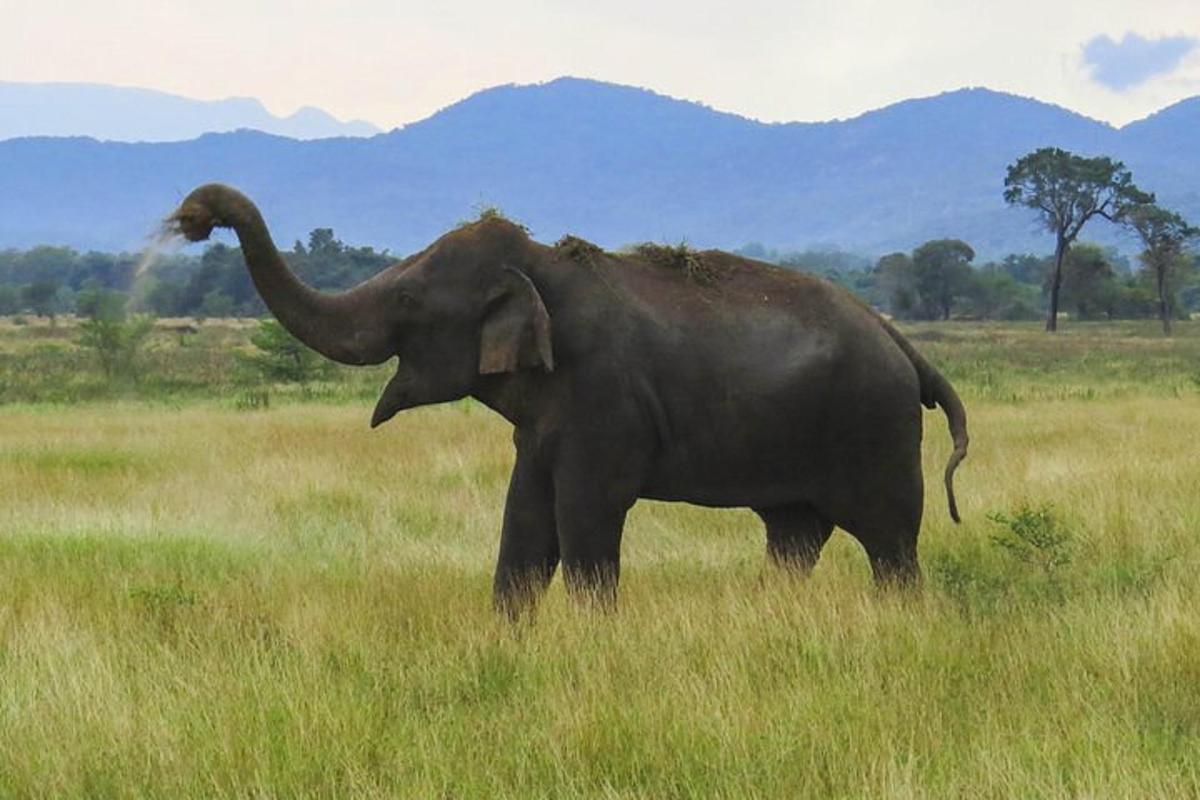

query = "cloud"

[{"left": 1082, "top": 32, "right": 1198, "bottom": 91}]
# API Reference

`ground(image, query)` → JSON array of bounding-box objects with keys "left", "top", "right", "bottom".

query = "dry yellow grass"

[{"left": 2, "top": 327, "right": 1200, "bottom": 796}]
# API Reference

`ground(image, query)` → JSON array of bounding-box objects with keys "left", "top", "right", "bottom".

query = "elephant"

[{"left": 168, "top": 184, "right": 968, "bottom": 613}]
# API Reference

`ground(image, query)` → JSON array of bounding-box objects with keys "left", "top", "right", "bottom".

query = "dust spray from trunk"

[
  {"left": 126, "top": 222, "right": 186, "bottom": 313},
  {"left": 135, "top": 223, "right": 185, "bottom": 279}
]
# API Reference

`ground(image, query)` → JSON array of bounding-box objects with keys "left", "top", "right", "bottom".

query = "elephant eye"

[{"left": 396, "top": 291, "right": 419, "bottom": 309}]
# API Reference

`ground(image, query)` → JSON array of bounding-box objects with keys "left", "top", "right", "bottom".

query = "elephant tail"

[
  {"left": 929, "top": 370, "right": 969, "bottom": 524},
  {"left": 878, "top": 318, "right": 969, "bottom": 523}
]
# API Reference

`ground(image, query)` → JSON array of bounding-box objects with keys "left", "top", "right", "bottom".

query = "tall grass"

[{"left": 1, "top": 322, "right": 1200, "bottom": 796}]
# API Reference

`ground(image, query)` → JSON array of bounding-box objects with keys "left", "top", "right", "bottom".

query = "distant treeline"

[
  {"left": 0, "top": 231, "right": 1196, "bottom": 322},
  {"left": 0, "top": 229, "right": 394, "bottom": 319},
  {"left": 736, "top": 240, "right": 1200, "bottom": 322}
]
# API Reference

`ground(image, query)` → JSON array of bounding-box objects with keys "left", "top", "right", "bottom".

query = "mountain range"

[
  {"left": 0, "top": 82, "right": 379, "bottom": 141},
  {"left": 1, "top": 77, "right": 1197, "bottom": 259}
]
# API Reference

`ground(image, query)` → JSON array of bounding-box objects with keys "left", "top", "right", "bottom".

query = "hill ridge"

[
  {"left": 0, "top": 81, "right": 380, "bottom": 142},
  {"left": 0, "top": 78, "right": 1196, "bottom": 258}
]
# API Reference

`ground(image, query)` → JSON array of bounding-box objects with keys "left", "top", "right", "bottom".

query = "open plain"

[{"left": 2, "top": 320, "right": 1199, "bottom": 797}]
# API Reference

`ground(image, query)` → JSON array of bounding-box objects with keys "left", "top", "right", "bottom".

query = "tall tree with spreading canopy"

[
  {"left": 1003, "top": 148, "right": 1150, "bottom": 331},
  {"left": 912, "top": 239, "right": 975, "bottom": 320},
  {"left": 1124, "top": 204, "right": 1197, "bottom": 336}
]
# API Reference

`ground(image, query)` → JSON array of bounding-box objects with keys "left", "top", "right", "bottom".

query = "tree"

[
  {"left": 16, "top": 246, "right": 76, "bottom": 287},
  {"left": 180, "top": 243, "right": 260, "bottom": 316},
  {"left": 78, "top": 251, "right": 134, "bottom": 291},
  {"left": 239, "top": 318, "right": 332, "bottom": 384},
  {"left": 965, "top": 266, "right": 1039, "bottom": 320},
  {"left": 1178, "top": 252, "right": 1200, "bottom": 316},
  {"left": 143, "top": 279, "right": 183, "bottom": 317},
  {"left": 1003, "top": 147, "right": 1151, "bottom": 331},
  {"left": 291, "top": 228, "right": 392, "bottom": 291},
  {"left": 911, "top": 239, "right": 975, "bottom": 320},
  {"left": 875, "top": 252, "right": 918, "bottom": 317},
  {"left": 307, "top": 228, "right": 343, "bottom": 256},
  {"left": 199, "top": 289, "right": 235, "bottom": 319},
  {"left": 999, "top": 253, "right": 1049, "bottom": 287},
  {"left": 23, "top": 279, "right": 60, "bottom": 321},
  {"left": 780, "top": 248, "right": 871, "bottom": 274},
  {"left": 75, "top": 285, "right": 127, "bottom": 320},
  {"left": 1124, "top": 204, "right": 1198, "bottom": 335},
  {"left": 1056, "top": 244, "right": 1118, "bottom": 320},
  {"left": 0, "top": 284, "right": 19, "bottom": 315}
]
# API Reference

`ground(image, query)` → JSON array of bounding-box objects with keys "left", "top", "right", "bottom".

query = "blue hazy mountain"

[
  {"left": 0, "top": 82, "right": 380, "bottom": 141},
  {"left": 0, "top": 77, "right": 1195, "bottom": 258}
]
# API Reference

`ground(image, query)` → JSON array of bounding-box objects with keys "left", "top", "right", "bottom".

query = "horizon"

[
  {"left": 5, "top": 1, "right": 1198, "bottom": 130},
  {"left": 3, "top": 76, "right": 1196, "bottom": 138}
]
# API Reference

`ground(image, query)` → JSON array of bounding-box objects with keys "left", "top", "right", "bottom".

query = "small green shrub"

[
  {"left": 237, "top": 318, "right": 333, "bottom": 384},
  {"left": 988, "top": 502, "right": 1073, "bottom": 595},
  {"left": 77, "top": 313, "right": 156, "bottom": 381}
]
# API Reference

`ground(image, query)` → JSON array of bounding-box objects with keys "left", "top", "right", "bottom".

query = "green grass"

[
  {"left": 2, "top": 321, "right": 1200, "bottom": 796},
  {"left": 0, "top": 316, "right": 390, "bottom": 405}
]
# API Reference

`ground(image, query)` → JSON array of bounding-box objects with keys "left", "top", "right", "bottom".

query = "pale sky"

[{"left": 5, "top": 0, "right": 1199, "bottom": 128}]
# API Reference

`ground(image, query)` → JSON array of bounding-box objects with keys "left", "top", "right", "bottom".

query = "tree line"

[
  {"left": 0, "top": 229, "right": 394, "bottom": 320},
  {"left": 1003, "top": 147, "right": 1197, "bottom": 334},
  {"left": 817, "top": 238, "right": 1197, "bottom": 326},
  {"left": 2, "top": 147, "right": 1196, "bottom": 336},
  {"left": 4, "top": 231, "right": 1195, "bottom": 330},
  {"left": 743, "top": 147, "right": 1198, "bottom": 334}
]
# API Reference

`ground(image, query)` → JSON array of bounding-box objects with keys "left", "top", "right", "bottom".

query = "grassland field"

[{"left": 2, "top": 317, "right": 1200, "bottom": 797}]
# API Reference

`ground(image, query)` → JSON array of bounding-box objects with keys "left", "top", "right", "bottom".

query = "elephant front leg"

[
  {"left": 556, "top": 506, "right": 627, "bottom": 609},
  {"left": 492, "top": 451, "right": 559, "bottom": 619},
  {"left": 553, "top": 448, "right": 644, "bottom": 610}
]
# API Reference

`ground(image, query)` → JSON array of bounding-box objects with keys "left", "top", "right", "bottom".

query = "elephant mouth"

[{"left": 370, "top": 364, "right": 416, "bottom": 429}]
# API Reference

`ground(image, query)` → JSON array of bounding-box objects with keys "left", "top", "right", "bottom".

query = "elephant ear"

[{"left": 478, "top": 267, "right": 554, "bottom": 374}]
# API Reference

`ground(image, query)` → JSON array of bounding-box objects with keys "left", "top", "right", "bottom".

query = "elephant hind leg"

[
  {"left": 755, "top": 503, "right": 835, "bottom": 575},
  {"left": 825, "top": 435, "right": 925, "bottom": 589},
  {"left": 862, "top": 536, "right": 921, "bottom": 588},
  {"left": 843, "top": 484, "right": 923, "bottom": 589}
]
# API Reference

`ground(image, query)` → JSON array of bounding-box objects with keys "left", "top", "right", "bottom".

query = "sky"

[{"left": 4, "top": 0, "right": 1199, "bottom": 129}]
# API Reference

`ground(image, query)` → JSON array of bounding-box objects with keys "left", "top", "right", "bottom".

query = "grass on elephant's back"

[{"left": 2, "top": 396, "right": 1200, "bottom": 795}]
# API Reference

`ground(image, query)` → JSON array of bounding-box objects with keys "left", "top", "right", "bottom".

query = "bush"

[
  {"left": 77, "top": 314, "right": 156, "bottom": 381},
  {"left": 988, "top": 502, "right": 1073, "bottom": 597},
  {"left": 237, "top": 318, "right": 333, "bottom": 384},
  {"left": 75, "top": 287, "right": 127, "bottom": 320}
]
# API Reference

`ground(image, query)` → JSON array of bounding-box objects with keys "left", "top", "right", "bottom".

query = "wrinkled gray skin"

[{"left": 169, "top": 184, "right": 968, "bottom": 614}]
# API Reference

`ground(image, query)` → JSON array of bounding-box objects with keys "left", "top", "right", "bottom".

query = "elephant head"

[{"left": 168, "top": 184, "right": 554, "bottom": 426}]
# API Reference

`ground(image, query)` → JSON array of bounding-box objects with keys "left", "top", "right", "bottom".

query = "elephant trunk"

[{"left": 168, "top": 183, "right": 394, "bottom": 365}]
